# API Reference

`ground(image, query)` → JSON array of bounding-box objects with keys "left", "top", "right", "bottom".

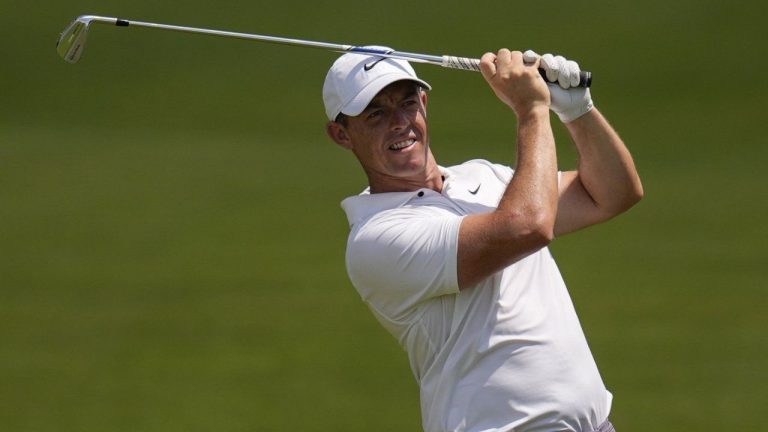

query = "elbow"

[
  {"left": 623, "top": 179, "right": 645, "bottom": 210},
  {"left": 482, "top": 207, "right": 556, "bottom": 261},
  {"left": 607, "top": 177, "right": 644, "bottom": 216},
  {"left": 512, "top": 210, "right": 556, "bottom": 249},
  {"left": 526, "top": 228, "right": 555, "bottom": 251},
  {"left": 634, "top": 178, "right": 645, "bottom": 202},
  {"left": 630, "top": 169, "right": 645, "bottom": 203},
  {"left": 530, "top": 216, "right": 556, "bottom": 247},
  {"left": 632, "top": 185, "right": 644, "bottom": 206},
  {"left": 605, "top": 192, "right": 643, "bottom": 218}
]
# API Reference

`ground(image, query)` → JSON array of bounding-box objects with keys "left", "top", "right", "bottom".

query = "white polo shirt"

[{"left": 341, "top": 159, "right": 612, "bottom": 432}]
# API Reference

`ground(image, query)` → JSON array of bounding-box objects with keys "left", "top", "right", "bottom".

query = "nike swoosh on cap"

[{"left": 364, "top": 57, "right": 387, "bottom": 71}]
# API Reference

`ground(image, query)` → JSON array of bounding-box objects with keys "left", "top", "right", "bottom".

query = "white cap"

[{"left": 322, "top": 47, "right": 432, "bottom": 121}]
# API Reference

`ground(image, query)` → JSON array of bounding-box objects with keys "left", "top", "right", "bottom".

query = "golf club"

[{"left": 56, "top": 15, "right": 592, "bottom": 88}]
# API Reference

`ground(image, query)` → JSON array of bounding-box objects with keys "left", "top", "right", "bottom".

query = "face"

[{"left": 328, "top": 81, "right": 432, "bottom": 187}]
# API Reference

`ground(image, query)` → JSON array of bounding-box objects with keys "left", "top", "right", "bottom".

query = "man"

[{"left": 323, "top": 47, "right": 643, "bottom": 432}]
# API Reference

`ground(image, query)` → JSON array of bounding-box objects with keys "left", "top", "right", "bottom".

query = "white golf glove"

[{"left": 523, "top": 50, "right": 593, "bottom": 123}]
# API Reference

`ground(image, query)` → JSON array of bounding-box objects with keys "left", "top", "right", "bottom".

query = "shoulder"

[
  {"left": 345, "top": 207, "right": 463, "bottom": 318},
  {"left": 350, "top": 203, "right": 460, "bottom": 248},
  {"left": 344, "top": 192, "right": 464, "bottom": 269}
]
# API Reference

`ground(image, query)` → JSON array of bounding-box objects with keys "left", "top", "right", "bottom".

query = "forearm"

[
  {"left": 498, "top": 108, "right": 559, "bottom": 229},
  {"left": 566, "top": 108, "right": 643, "bottom": 215},
  {"left": 458, "top": 49, "right": 559, "bottom": 289},
  {"left": 458, "top": 108, "right": 557, "bottom": 288}
]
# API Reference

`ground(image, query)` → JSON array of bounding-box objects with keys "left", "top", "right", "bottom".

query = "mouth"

[{"left": 389, "top": 138, "right": 416, "bottom": 151}]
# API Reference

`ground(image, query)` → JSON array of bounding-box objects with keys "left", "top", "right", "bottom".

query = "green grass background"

[{"left": 2, "top": 0, "right": 766, "bottom": 430}]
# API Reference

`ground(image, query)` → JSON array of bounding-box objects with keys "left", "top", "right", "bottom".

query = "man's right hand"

[{"left": 479, "top": 49, "right": 551, "bottom": 117}]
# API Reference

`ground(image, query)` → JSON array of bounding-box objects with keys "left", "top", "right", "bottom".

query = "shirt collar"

[
  {"left": 340, "top": 165, "right": 481, "bottom": 227},
  {"left": 341, "top": 190, "right": 419, "bottom": 227}
]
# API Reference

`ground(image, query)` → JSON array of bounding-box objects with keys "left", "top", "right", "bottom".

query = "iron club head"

[
  {"left": 57, "top": 16, "right": 117, "bottom": 63},
  {"left": 56, "top": 16, "right": 92, "bottom": 63}
]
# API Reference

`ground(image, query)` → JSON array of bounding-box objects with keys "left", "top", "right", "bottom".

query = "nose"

[{"left": 389, "top": 108, "right": 410, "bottom": 131}]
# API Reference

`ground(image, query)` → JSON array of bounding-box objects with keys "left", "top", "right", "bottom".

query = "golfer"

[{"left": 323, "top": 48, "right": 643, "bottom": 432}]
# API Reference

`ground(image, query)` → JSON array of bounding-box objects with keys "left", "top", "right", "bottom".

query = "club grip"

[{"left": 441, "top": 55, "right": 592, "bottom": 88}]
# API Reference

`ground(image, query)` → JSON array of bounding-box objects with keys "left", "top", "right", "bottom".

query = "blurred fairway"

[{"left": 1, "top": 0, "right": 766, "bottom": 430}]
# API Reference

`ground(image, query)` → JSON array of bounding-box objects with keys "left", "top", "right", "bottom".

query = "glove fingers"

[
  {"left": 566, "top": 60, "right": 580, "bottom": 88},
  {"left": 554, "top": 55, "right": 570, "bottom": 89},
  {"left": 539, "top": 51, "right": 592, "bottom": 122},
  {"left": 523, "top": 49, "right": 539, "bottom": 65},
  {"left": 541, "top": 53, "right": 558, "bottom": 83}
]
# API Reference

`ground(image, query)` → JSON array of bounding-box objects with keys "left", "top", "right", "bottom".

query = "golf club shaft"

[{"left": 61, "top": 15, "right": 592, "bottom": 87}]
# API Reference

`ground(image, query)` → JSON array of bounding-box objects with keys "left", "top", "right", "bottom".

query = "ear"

[
  {"left": 420, "top": 89, "right": 429, "bottom": 117},
  {"left": 326, "top": 121, "right": 353, "bottom": 150}
]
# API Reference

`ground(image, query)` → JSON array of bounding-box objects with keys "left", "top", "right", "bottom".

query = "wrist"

[
  {"left": 558, "top": 100, "right": 594, "bottom": 123},
  {"left": 550, "top": 86, "right": 593, "bottom": 123},
  {"left": 515, "top": 104, "right": 551, "bottom": 122},
  {"left": 560, "top": 102, "right": 595, "bottom": 124}
]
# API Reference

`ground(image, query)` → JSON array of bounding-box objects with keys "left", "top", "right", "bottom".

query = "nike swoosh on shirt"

[{"left": 469, "top": 185, "right": 481, "bottom": 195}]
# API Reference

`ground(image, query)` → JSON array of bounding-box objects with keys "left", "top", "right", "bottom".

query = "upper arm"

[
  {"left": 554, "top": 170, "right": 615, "bottom": 236},
  {"left": 556, "top": 110, "right": 644, "bottom": 236},
  {"left": 457, "top": 169, "right": 614, "bottom": 289}
]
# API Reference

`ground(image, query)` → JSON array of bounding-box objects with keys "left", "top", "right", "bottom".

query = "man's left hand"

[{"left": 523, "top": 50, "right": 594, "bottom": 123}]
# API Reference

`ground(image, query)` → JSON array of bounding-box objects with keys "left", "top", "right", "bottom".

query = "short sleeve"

[{"left": 346, "top": 207, "right": 463, "bottom": 321}]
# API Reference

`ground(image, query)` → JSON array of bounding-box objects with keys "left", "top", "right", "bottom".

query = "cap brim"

[{"left": 340, "top": 74, "right": 431, "bottom": 118}]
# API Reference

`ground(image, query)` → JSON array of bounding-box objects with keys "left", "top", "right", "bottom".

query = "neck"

[{"left": 368, "top": 155, "right": 443, "bottom": 194}]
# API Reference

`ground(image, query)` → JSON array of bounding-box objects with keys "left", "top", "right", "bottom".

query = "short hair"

[{"left": 334, "top": 113, "right": 349, "bottom": 126}]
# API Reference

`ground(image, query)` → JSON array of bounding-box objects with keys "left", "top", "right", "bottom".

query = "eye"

[
  {"left": 403, "top": 98, "right": 419, "bottom": 109},
  {"left": 366, "top": 109, "right": 383, "bottom": 120}
]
